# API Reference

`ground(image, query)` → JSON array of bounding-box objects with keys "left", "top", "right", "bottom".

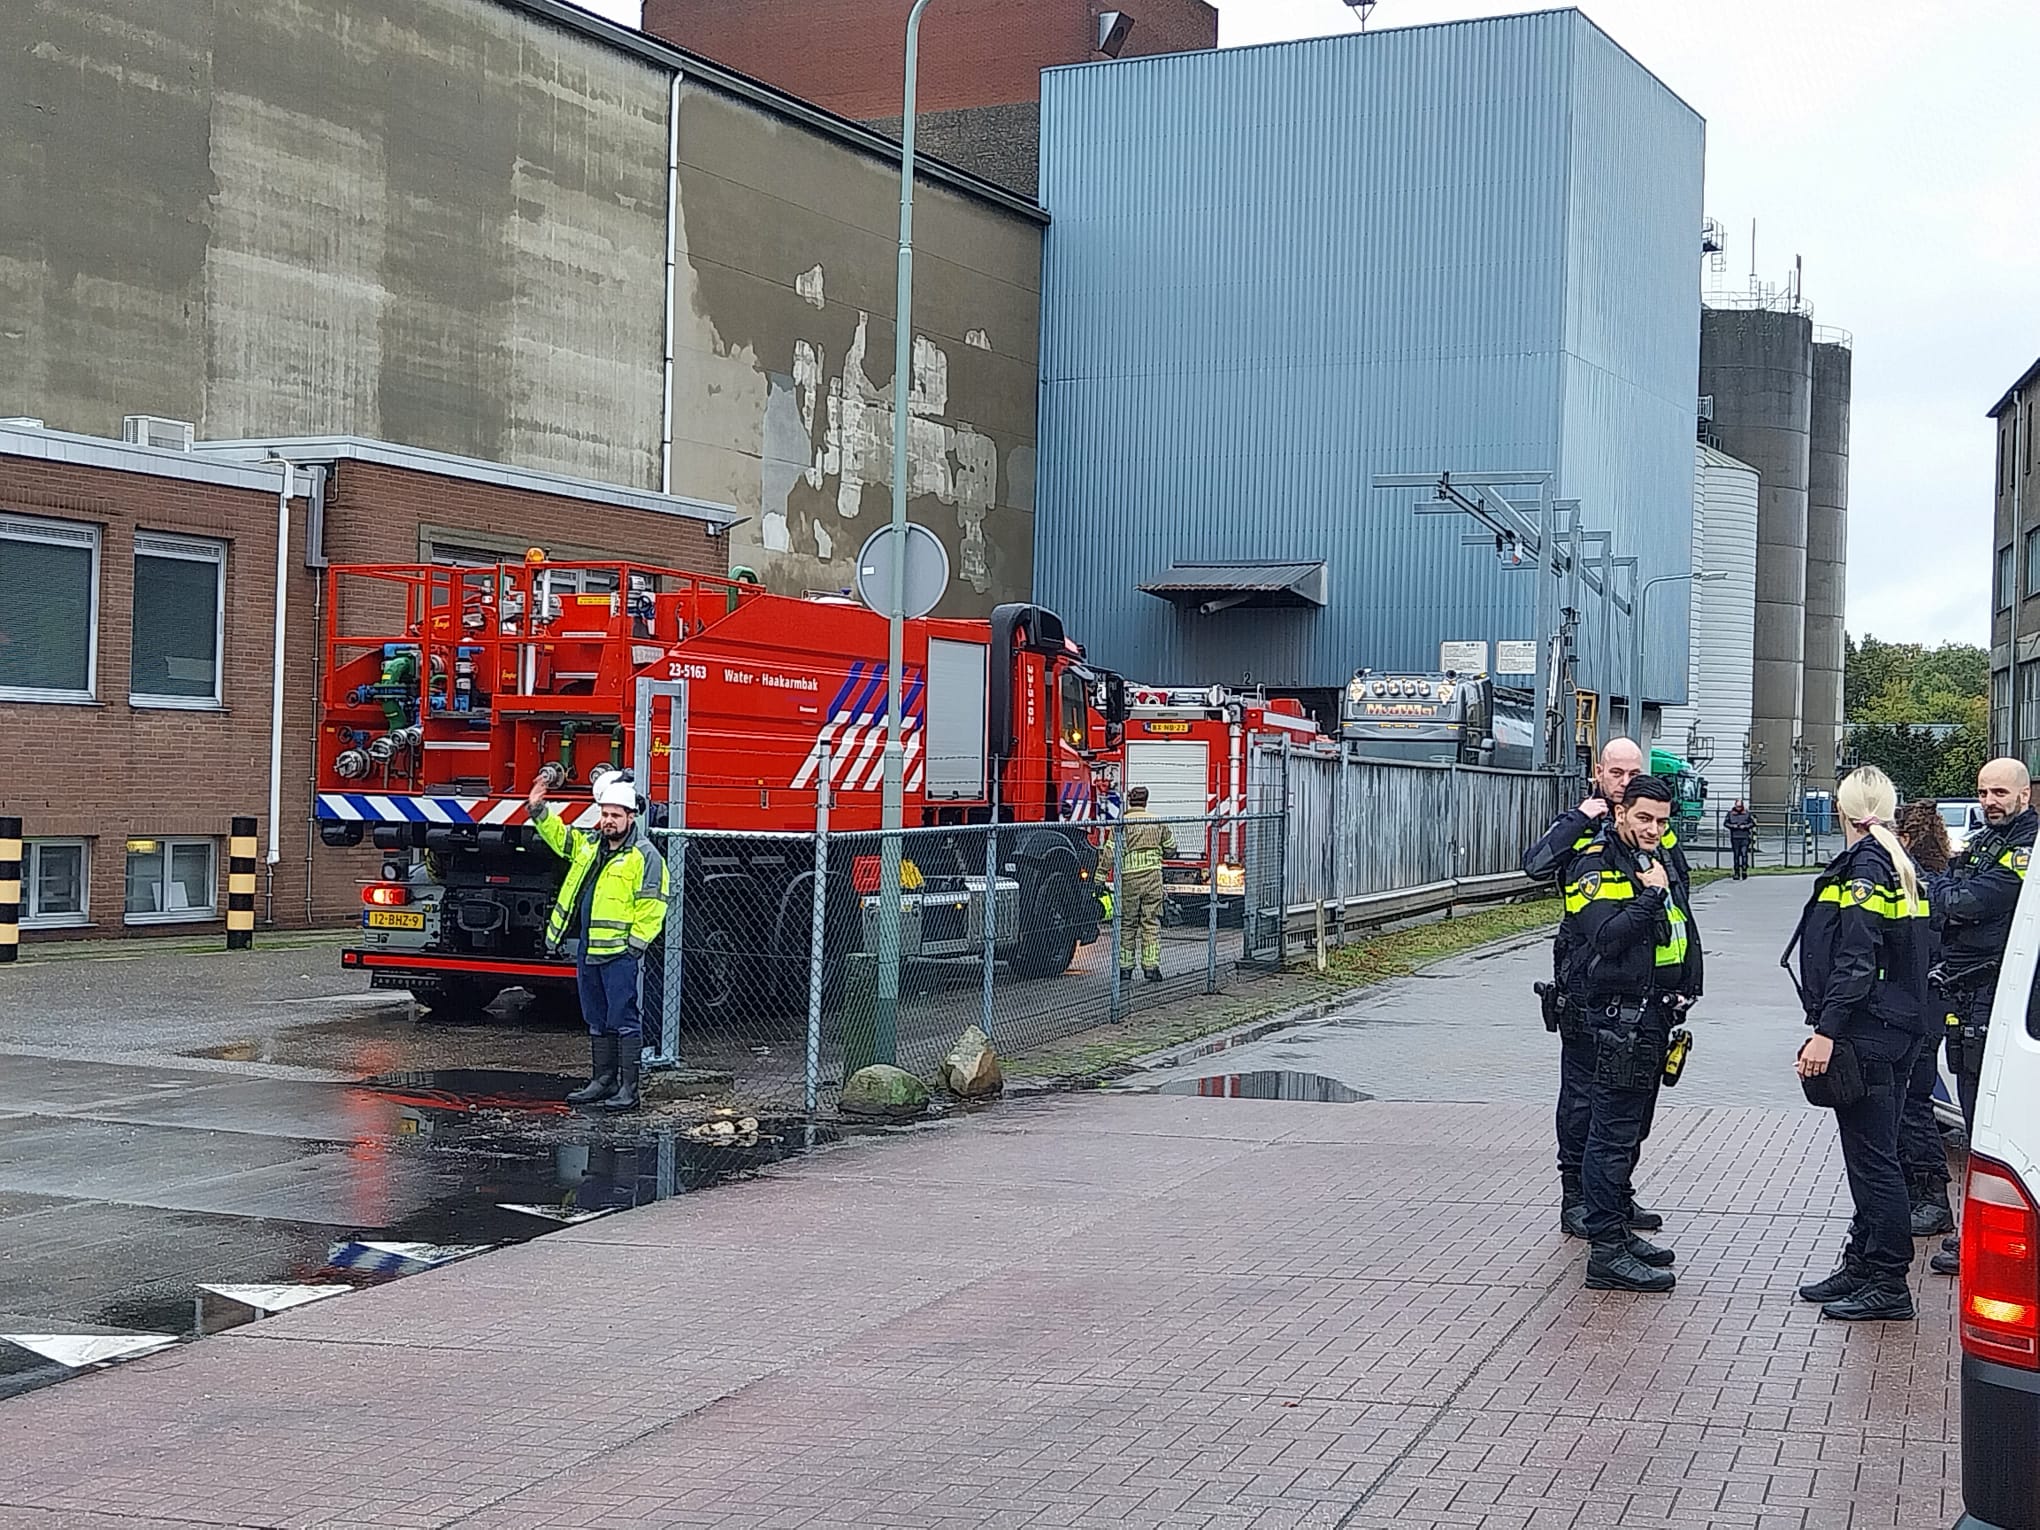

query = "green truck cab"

[{"left": 1649, "top": 747, "right": 1708, "bottom": 822}]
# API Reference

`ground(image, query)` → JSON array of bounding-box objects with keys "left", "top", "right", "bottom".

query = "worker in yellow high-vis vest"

[{"left": 1111, "top": 785, "right": 1177, "bottom": 983}]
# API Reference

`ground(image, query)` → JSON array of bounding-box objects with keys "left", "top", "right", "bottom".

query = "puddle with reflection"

[
  {"left": 5, "top": 1068, "right": 837, "bottom": 1402},
  {"left": 1153, "top": 1070, "right": 1372, "bottom": 1103}
]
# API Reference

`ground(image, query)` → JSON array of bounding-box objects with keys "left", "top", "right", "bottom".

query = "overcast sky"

[{"left": 573, "top": 0, "right": 2034, "bottom": 649}]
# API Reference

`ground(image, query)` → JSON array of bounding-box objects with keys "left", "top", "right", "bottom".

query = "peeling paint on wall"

[{"left": 666, "top": 82, "right": 1040, "bottom": 613}]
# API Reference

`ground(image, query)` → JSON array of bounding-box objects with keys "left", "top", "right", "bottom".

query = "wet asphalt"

[{"left": 0, "top": 937, "right": 813, "bottom": 1398}]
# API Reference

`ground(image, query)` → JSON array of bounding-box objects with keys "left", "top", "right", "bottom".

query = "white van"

[{"left": 1955, "top": 862, "right": 2040, "bottom": 1528}]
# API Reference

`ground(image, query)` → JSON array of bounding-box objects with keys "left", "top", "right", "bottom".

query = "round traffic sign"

[{"left": 854, "top": 523, "right": 951, "bottom": 620}]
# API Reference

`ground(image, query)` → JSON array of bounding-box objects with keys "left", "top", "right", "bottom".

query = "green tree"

[{"left": 1844, "top": 633, "right": 1991, "bottom": 799}]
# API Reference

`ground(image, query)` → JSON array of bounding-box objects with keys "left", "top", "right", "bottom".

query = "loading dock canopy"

[{"left": 1138, "top": 561, "right": 1328, "bottom": 615}]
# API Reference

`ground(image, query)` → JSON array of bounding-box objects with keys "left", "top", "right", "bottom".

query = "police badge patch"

[
  {"left": 2015, "top": 848, "right": 2031, "bottom": 874},
  {"left": 1846, "top": 878, "right": 1878, "bottom": 906},
  {"left": 1579, "top": 871, "right": 1603, "bottom": 899}
]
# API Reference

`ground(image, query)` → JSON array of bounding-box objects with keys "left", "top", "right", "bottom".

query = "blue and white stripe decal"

[
  {"left": 793, "top": 665, "right": 927, "bottom": 794},
  {"left": 317, "top": 793, "right": 600, "bottom": 828}
]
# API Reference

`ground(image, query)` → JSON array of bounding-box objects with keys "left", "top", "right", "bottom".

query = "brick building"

[
  {"left": 0, "top": 422, "right": 732, "bottom": 943},
  {"left": 640, "top": 0, "right": 1218, "bottom": 195}
]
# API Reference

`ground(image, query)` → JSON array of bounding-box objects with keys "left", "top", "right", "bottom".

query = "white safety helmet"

[{"left": 592, "top": 775, "right": 640, "bottom": 813}]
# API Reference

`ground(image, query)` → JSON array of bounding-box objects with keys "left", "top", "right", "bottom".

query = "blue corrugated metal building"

[{"left": 1034, "top": 9, "right": 1703, "bottom": 711}]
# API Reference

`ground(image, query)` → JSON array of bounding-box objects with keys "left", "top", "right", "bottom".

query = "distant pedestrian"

[
  {"left": 527, "top": 767, "right": 670, "bottom": 1112},
  {"left": 1110, "top": 785, "right": 1176, "bottom": 983},
  {"left": 1892, "top": 799, "right": 1955, "bottom": 1239},
  {"left": 1725, "top": 800, "right": 1756, "bottom": 879},
  {"left": 1790, "top": 766, "right": 1931, "bottom": 1321}
]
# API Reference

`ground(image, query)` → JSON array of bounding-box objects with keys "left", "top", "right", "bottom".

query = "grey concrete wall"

[
  {"left": 1805, "top": 341, "right": 1851, "bottom": 782},
  {"left": 1700, "top": 307, "right": 1812, "bottom": 811},
  {"left": 0, "top": 0, "right": 671, "bottom": 487},
  {"left": 668, "top": 82, "right": 1042, "bottom": 615}
]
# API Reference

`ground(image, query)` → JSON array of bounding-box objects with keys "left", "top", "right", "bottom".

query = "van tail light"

[
  {"left": 1960, "top": 1153, "right": 2040, "bottom": 1369},
  {"left": 362, "top": 884, "right": 411, "bottom": 908}
]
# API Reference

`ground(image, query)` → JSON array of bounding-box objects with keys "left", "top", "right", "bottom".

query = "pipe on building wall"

[
  {"left": 2012, "top": 388, "right": 2026, "bottom": 760},
  {"left": 660, "top": 69, "right": 681, "bottom": 495},
  {"left": 266, "top": 458, "right": 295, "bottom": 876}
]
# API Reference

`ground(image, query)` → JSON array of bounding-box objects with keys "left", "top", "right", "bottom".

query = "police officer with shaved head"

[
  {"left": 1928, "top": 756, "right": 2036, "bottom": 1277},
  {"left": 1523, "top": 739, "right": 1689, "bottom": 1240}
]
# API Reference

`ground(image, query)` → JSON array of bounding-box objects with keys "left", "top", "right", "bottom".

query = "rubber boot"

[
  {"left": 1798, "top": 1257, "right": 1868, "bottom": 1304},
  {"left": 1559, "top": 1172, "right": 1589, "bottom": 1240},
  {"left": 1821, "top": 1278, "right": 1916, "bottom": 1322},
  {"left": 566, "top": 1034, "right": 618, "bottom": 1107},
  {"left": 1627, "top": 1234, "right": 1675, "bottom": 1269},
  {"left": 602, "top": 1045, "right": 641, "bottom": 1112},
  {"left": 1586, "top": 1233, "right": 1675, "bottom": 1293},
  {"left": 1910, "top": 1175, "right": 1955, "bottom": 1238},
  {"left": 1144, "top": 967, "right": 1164, "bottom": 984}
]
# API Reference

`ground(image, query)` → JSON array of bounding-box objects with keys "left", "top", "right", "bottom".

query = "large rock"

[
  {"left": 940, "top": 1025, "right": 1004, "bottom": 1099},
  {"left": 839, "top": 1064, "right": 930, "bottom": 1121}
]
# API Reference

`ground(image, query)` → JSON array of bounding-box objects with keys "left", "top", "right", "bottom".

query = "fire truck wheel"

[
  {"left": 413, "top": 979, "right": 499, "bottom": 1023},
  {"left": 1011, "top": 869, "right": 1082, "bottom": 980},
  {"left": 1160, "top": 897, "right": 1186, "bottom": 929},
  {"left": 682, "top": 877, "right": 764, "bottom": 1025}
]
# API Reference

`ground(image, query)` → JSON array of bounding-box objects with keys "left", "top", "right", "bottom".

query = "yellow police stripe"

[{"left": 1815, "top": 883, "right": 1926, "bottom": 919}]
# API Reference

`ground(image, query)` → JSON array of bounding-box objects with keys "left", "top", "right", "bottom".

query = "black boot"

[
  {"left": 1626, "top": 1200, "right": 1664, "bottom": 1232},
  {"left": 1627, "top": 1234, "right": 1675, "bottom": 1268},
  {"left": 1821, "top": 1278, "right": 1916, "bottom": 1321},
  {"left": 1559, "top": 1171, "right": 1588, "bottom": 1239},
  {"left": 602, "top": 1044, "right": 641, "bottom": 1112},
  {"left": 1798, "top": 1257, "right": 1868, "bottom": 1303},
  {"left": 566, "top": 1035, "right": 618, "bottom": 1107},
  {"left": 1586, "top": 1234, "right": 1676, "bottom": 1293},
  {"left": 1910, "top": 1176, "right": 1955, "bottom": 1237},
  {"left": 1144, "top": 966, "right": 1164, "bottom": 984},
  {"left": 1930, "top": 1242, "right": 1960, "bottom": 1277}
]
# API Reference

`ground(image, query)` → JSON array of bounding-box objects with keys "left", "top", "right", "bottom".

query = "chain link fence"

[
  {"left": 642, "top": 811, "right": 1285, "bottom": 1116},
  {"left": 629, "top": 751, "right": 1566, "bottom": 1116}
]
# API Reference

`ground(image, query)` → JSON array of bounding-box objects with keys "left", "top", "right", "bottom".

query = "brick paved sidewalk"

[{"left": 0, "top": 1088, "right": 1957, "bottom": 1530}]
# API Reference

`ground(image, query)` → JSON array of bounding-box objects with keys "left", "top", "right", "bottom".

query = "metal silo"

[
  {"left": 1699, "top": 306, "right": 1812, "bottom": 811},
  {"left": 1657, "top": 442, "right": 1758, "bottom": 788},
  {"left": 1805, "top": 337, "right": 1852, "bottom": 783}
]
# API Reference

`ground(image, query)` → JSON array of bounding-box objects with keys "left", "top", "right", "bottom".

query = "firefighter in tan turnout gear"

[{"left": 1112, "top": 785, "right": 1178, "bottom": 983}]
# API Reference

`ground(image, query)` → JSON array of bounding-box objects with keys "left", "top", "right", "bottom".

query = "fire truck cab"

[
  {"left": 1111, "top": 684, "right": 1320, "bottom": 919},
  {"left": 315, "top": 555, "right": 1125, "bottom": 1022}
]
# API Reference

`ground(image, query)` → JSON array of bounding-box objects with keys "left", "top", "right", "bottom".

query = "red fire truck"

[
  {"left": 1109, "top": 685, "right": 1322, "bottom": 918},
  {"left": 316, "top": 555, "right": 1125, "bottom": 1021}
]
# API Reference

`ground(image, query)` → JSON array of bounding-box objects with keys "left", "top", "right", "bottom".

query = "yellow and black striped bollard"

[
  {"left": 227, "top": 817, "right": 258, "bottom": 951},
  {"left": 0, "top": 816, "right": 20, "bottom": 964}
]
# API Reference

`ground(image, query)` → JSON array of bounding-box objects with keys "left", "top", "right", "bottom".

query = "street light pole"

[
  {"left": 1631, "top": 570, "right": 1723, "bottom": 752},
  {"left": 875, "top": 0, "right": 937, "bottom": 1064}
]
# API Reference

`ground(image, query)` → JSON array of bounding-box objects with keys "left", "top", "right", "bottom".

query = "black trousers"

[
  {"left": 1952, "top": 986, "right": 1991, "bottom": 1136},
  {"left": 1834, "top": 1024, "right": 1922, "bottom": 1282},
  {"left": 1731, "top": 839, "right": 1752, "bottom": 877},
  {"left": 1897, "top": 1032, "right": 1947, "bottom": 1191},
  {"left": 1556, "top": 1012, "right": 1595, "bottom": 1180},
  {"left": 1581, "top": 1001, "right": 1669, "bottom": 1241}
]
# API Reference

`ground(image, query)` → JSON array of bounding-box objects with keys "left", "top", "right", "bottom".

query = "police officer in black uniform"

[
  {"left": 1790, "top": 766, "right": 1932, "bottom": 1320},
  {"left": 1564, "top": 774, "right": 1697, "bottom": 1292},
  {"left": 1523, "top": 739, "right": 1688, "bottom": 1239},
  {"left": 1928, "top": 757, "right": 2035, "bottom": 1277}
]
